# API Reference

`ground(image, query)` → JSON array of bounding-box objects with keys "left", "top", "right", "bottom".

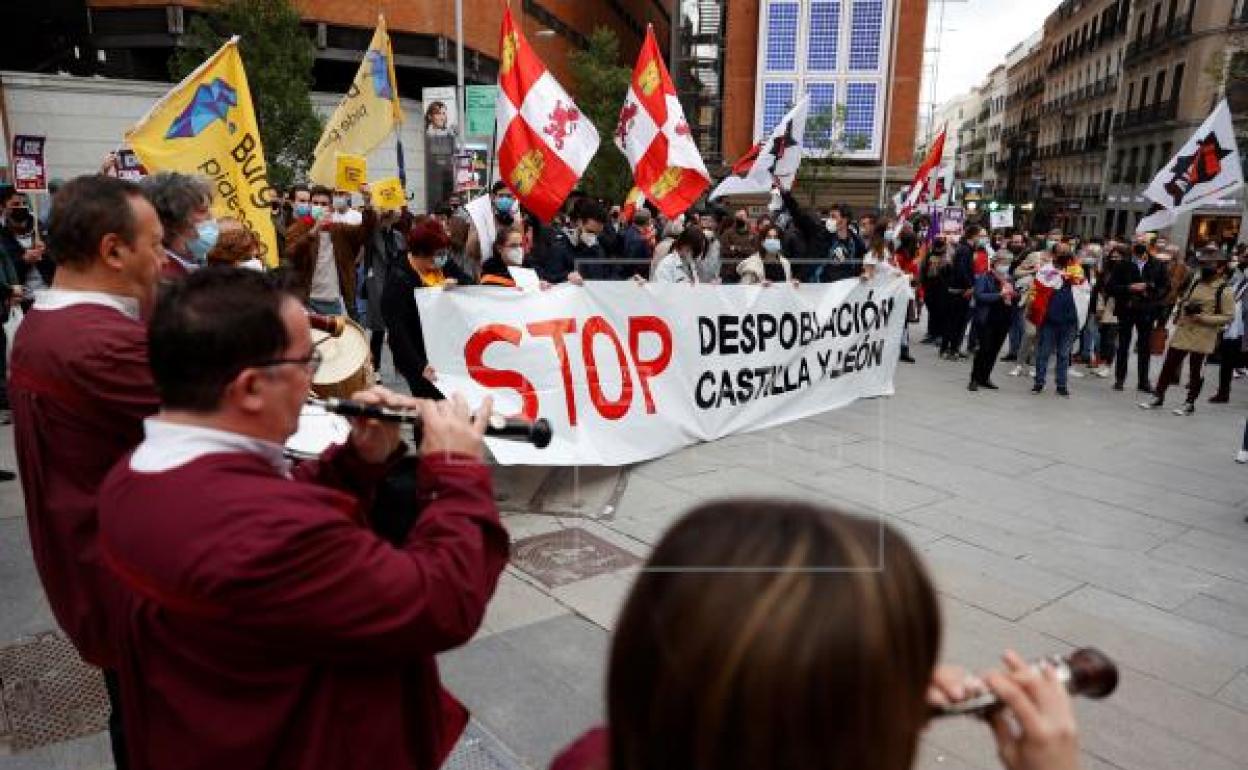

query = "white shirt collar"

[
  {"left": 33, "top": 288, "right": 141, "bottom": 321},
  {"left": 165, "top": 247, "right": 199, "bottom": 273},
  {"left": 130, "top": 418, "right": 291, "bottom": 477}
]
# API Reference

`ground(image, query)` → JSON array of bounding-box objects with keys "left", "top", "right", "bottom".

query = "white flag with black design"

[{"left": 1136, "top": 100, "right": 1242, "bottom": 234}]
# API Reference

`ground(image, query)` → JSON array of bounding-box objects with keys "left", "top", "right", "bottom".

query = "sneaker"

[
  {"left": 1070, "top": 369, "right": 1085, "bottom": 379},
  {"left": 1235, "top": 369, "right": 1246, "bottom": 380},
  {"left": 1209, "top": 393, "right": 1230, "bottom": 404},
  {"left": 955, "top": 352, "right": 970, "bottom": 361},
  {"left": 1009, "top": 365, "right": 1024, "bottom": 377},
  {"left": 900, "top": 353, "right": 916, "bottom": 363},
  {"left": 1031, "top": 384, "right": 1043, "bottom": 394},
  {"left": 1113, "top": 381, "right": 1125, "bottom": 391},
  {"left": 980, "top": 380, "right": 1000, "bottom": 390},
  {"left": 1001, "top": 354, "right": 1018, "bottom": 362},
  {"left": 1093, "top": 366, "right": 1111, "bottom": 378},
  {"left": 0, "top": 469, "right": 14, "bottom": 483},
  {"left": 1138, "top": 397, "right": 1164, "bottom": 410},
  {"left": 1137, "top": 382, "right": 1153, "bottom": 393},
  {"left": 1027, "top": 367, "right": 1036, "bottom": 378},
  {"left": 1056, "top": 387, "right": 1070, "bottom": 397},
  {"left": 1237, "top": 449, "right": 1248, "bottom": 464},
  {"left": 1172, "top": 402, "right": 1194, "bottom": 416},
  {"left": 967, "top": 381, "right": 979, "bottom": 392}
]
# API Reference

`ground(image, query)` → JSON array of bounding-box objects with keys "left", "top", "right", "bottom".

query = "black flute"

[
  {"left": 929, "top": 648, "right": 1119, "bottom": 719},
  {"left": 309, "top": 397, "right": 553, "bottom": 448}
]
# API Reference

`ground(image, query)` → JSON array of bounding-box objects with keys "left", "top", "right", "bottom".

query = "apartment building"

[{"left": 1002, "top": 33, "right": 1044, "bottom": 224}]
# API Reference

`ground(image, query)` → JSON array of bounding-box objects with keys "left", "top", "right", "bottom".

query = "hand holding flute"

[{"left": 341, "top": 388, "right": 493, "bottom": 463}]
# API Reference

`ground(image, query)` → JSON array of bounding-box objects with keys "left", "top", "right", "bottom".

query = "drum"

[
  {"left": 310, "top": 317, "right": 374, "bottom": 400},
  {"left": 285, "top": 403, "right": 352, "bottom": 460}
]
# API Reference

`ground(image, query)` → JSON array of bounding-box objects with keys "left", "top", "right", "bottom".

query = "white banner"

[{"left": 416, "top": 278, "right": 911, "bottom": 465}]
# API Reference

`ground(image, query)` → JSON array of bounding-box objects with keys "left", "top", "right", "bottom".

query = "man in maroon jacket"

[
  {"left": 98, "top": 267, "right": 508, "bottom": 770},
  {"left": 10, "top": 174, "right": 166, "bottom": 767}
]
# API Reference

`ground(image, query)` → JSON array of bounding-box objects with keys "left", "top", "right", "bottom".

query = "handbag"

[{"left": 1149, "top": 326, "right": 1168, "bottom": 356}]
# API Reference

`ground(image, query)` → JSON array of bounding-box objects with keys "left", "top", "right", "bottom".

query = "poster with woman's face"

[{"left": 422, "top": 87, "right": 458, "bottom": 138}]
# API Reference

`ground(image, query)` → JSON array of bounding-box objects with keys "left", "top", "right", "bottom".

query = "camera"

[{"left": 1184, "top": 301, "right": 1203, "bottom": 316}]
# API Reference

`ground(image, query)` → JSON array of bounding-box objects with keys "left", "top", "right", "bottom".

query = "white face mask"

[
  {"left": 16, "top": 234, "right": 33, "bottom": 249},
  {"left": 826, "top": 219, "right": 839, "bottom": 233},
  {"left": 995, "top": 264, "right": 1010, "bottom": 277},
  {"left": 580, "top": 231, "right": 598, "bottom": 248},
  {"left": 703, "top": 228, "right": 715, "bottom": 240},
  {"left": 504, "top": 246, "right": 524, "bottom": 265},
  {"left": 762, "top": 238, "right": 782, "bottom": 254}
]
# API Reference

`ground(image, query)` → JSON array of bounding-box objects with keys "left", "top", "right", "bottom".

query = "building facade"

[
  {"left": 980, "top": 65, "right": 1007, "bottom": 199},
  {"left": 719, "top": 0, "right": 929, "bottom": 209},
  {"left": 1032, "top": 0, "right": 1130, "bottom": 236},
  {"left": 1104, "top": 0, "right": 1248, "bottom": 246},
  {"left": 1002, "top": 33, "right": 1045, "bottom": 220}
]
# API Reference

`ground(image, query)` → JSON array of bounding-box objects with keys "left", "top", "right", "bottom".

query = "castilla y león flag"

[
  {"left": 496, "top": 6, "right": 599, "bottom": 223},
  {"left": 898, "top": 128, "right": 946, "bottom": 221},
  {"left": 615, "top": 26, "right": 709, "bottom": 218}
]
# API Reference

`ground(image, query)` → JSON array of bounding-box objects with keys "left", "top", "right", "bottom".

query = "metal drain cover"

[
  {"left": 510, "top": 527, "right": 641, "bottom": 588},
  {"left": 444, "top": 720, "right": 529, "bottom": 770},
  {"left": 0, "top": 631, "right": 108, "bottom": 754}
]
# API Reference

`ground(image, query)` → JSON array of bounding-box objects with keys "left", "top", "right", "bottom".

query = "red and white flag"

[
  {"left": 495, "top": 6, "right": 599, "bottom": 222},
  {"left": 614, "top": 26, "right": 709, "bottom": 218},
  {"left": 898, "top": 128, "right": 947, "bottom": 221},
  {"left": 621, "top": 185, "right": 647, "bottom": 222},
  {"left": 709, "top": 96, "right": 809, "bottom": 200}
]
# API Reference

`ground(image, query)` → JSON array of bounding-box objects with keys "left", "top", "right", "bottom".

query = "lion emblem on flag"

[
  {"left": 638, "top": 60, "right": 661, "bottom": 97},
  {"left": 501, "top": 31, "right": 519, "bottom": 75},
  {"left": 650, "top": 167, "right": 684, "bottom": 200},
  {"left": 543, "top": 101, "right": 580, "bottom": 150},
  {"left": 511, "top": 149, "right": 545, "bottom": 195}
]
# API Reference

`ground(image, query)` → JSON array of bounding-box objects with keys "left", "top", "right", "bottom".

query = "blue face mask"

[
  {"left": 187, "top": 219, "right": 219, "bottom": 262},
  {"left": 293, "top": 203, "right": 311, "bottom": 218},
  {"left": 433, "top": 252, "right": 449, "bottom": 269},
  {"left": 495, "top": 197, "right": 515, "bottom": 215}
]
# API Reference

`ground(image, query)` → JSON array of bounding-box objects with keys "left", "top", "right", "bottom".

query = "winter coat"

[{"left": 1169, "top": 278, "right": 1234, "bottom": 354}]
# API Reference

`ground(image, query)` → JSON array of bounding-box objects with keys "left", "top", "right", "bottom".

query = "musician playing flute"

[
  {"left": 9, "top": 174, "right": 166, "bottom": 768},
  {"left": 97, "top": 267, "right": 508, "bottom": 770}
]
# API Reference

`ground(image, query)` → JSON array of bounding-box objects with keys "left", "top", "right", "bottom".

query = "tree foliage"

[
  {"left": 171, "top": 0, "right": 321, "bottom": 189},
  {"left": 569, "top": 27, "right": 634, "bottom": 204}
]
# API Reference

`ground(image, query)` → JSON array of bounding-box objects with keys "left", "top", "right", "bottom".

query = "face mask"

[
  {"left": 495, "top": 197, "right": 515, "bottom": 215},
  {"left": 580, "top": 231, "right": 598, "bottom": 248},
  {"left": 885, "top": 229, "right": 897, "bottom": 242},
  {"left": 978, "top": 238, "right": 991, "bottom": 248},
  {"left": 16, "top": 234, "right": 33, "bottom": 249},
  {"left": 310, "top": 205, "right": 327, "bottom": 221},
  {"left": 433, "top": 252, "right": 449, "bottom": 269},
  {"left": 1046, "top": 240, "right": 1057, "bottom": 250},
  {"left": 187, "top": 219, "right": 220, "bottom": 262},
  {"left": 762, "top": 238, "right": 782, "bottom": 254},
  {"left": 294, "top": 203, "right": 312, "bottom": 218},
  {"left": 702, "top": 228, "right": 715, "bottom": 241},
  {"left": 826, "top": 219, "right": 840, "bottom": 233},
  {"left": 995, "top": 264, "right": 1010, "bottom": 277},
  {"left": 333, "top": 196, "right": 350, "bottom": 212},
  {"left": 504, "top": 246, "right": 524, "bottom": 265}
]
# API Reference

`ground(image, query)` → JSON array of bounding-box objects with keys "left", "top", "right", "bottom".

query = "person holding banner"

[
  {"left": 652, "top": 226, "right": 708, "bottom": 284},
  {"left": 737, "top": 225, "right": 795, "bottom": 286},
  {"left": 140, "top": 172, "right": 217, "bottom": 279}
]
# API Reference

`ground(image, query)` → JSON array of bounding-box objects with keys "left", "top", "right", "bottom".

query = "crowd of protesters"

[{"left": 0, "top": 162, "right": 1244, "bottom": 770}]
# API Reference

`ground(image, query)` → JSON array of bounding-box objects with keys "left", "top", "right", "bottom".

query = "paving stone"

[
  {"left": 1173, "top": 592, "right": 1248, "bottom": 639},
  {"left": 1023, "top": 586, "right": 1248, "bottom": 695},
  {"left": 549, "top": 568, "right": 639, "bottom": 632},
  {"left": 1216, "top": 672, "right": 1248, "bottom": 712},
  {"left": 1076, "top": 698, "right": 1244, "bottom": 770},
  {"left": 1021, "top": 541, "right": 1223, "bottom": 610},
  {"left": 1016, "top": 489, "right": 1188, "bottom": 550},
  {"left": 1151, "top": 528, "right": 1248, "bottom": 584},
  {"left": 0, "top": 519, "right": 56, "bottom": 642},
  {"left": 919, "top": 538, "right": 1083, "bottom": 621},
  {"left": 438, "top": 614, "right": 607, "bottom": 770},
  {"left": 477, "top": 570, "right": 569, "bottom": 639}
]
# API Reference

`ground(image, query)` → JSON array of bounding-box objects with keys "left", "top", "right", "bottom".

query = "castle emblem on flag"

[
  {"left": 543, "top": 101, "right": 581, "bottom": 151},
  {"left": 511, "top": 149, "right": 546, "bottom": 196},
  {"left": 638, "top": 61, "right": 661, "bottom": 97},
  {"left": 501, "top": 31, "right": 519, "bottom": 75},
  {"left": 649, "top": 167, "right": 684, "bottom": 200}
]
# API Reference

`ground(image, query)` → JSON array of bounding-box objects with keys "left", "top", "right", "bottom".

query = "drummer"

[{"left": 97, "top": 266, "right": 509, "bottom": 770}]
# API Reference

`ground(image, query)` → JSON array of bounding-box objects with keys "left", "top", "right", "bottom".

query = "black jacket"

[
  {"left": 379, "top": 256, "right": 471, "bottom": 399},
  {"left": 948, "top": 240, "right": 976, "bottom": 292},
  {"left": 0, "top": 224, "right": 54, "bottom": 288},
  {"left": 533, "top": 226, "right": 609, "bottom": 282},
  {"left": 780, "top": 190, "right": 863, "bottom": 281},
  {"left": 1104, "top": 255, "right": 1170, "bottom": 319}
]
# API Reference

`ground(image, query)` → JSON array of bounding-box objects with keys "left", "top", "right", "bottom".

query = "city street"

[{"left": 2, "top": 341, "right": 1246, "bottom": 770}]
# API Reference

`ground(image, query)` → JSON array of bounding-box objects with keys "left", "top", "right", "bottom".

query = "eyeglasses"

[{"left": 256, "top": 348, "right": 322, "bottom": 376}]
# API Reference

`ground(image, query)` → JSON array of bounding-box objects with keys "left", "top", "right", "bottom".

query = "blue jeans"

[
  {"left": 308, "top": 297, "right": 346, "bottom": 316},
  {"left": 1007, "top": 304, "right": 1025, "bottom": 357},
  {"left": 1079, "top": 316, "right": 1099, "bottom": 361},
  {"left": 1035, "top": 322, "right": 1077, "bottom": 389}
]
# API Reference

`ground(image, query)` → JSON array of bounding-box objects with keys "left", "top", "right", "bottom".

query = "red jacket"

[
  {"left": 550, "top": 728, "right": 609, "bottom": 770},
  {"left": 10, "top": 301, "right": 159, "bottom": 667},
  {"left": 98, "top": 443, "right": 508, "bottom": 770}
]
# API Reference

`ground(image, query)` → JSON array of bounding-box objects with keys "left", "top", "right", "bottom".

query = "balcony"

[
  {"left": 1123, "top": 12, "right": 1193, "bottom": 67},
  {"left": 1112, "top": 98, "right": 1180, "bottom": 131}
]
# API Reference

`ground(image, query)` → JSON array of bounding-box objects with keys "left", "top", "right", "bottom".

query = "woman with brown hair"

[{"left": 552, "top": 500, "right": 1081, "bottom": 770}]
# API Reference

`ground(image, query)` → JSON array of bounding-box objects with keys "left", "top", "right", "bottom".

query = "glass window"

[
  {"left": 807, "top": 2, "right": 842, "bottom": 72},
  {"left": 848, "top": 0, "right": 885, "bottom": 72},
  {"left": 844, "top": 82, "right": 878, "bottom": 149},
  {"left": 805, "top": 82, "right": 837, "bottom": 150},
  {"left": 765, "top": 2, "right": 800, "bottom": 72},
  {"left": 762, "top": 81, "right": 797, "bottom": 135}
]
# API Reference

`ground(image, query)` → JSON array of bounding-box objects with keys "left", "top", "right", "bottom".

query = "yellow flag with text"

[
  {"left": 308, "top": 15, "right": 403, "bottom": 187},
  {"left": 125, "top": 37, "right": 279, "bottom": 266}
]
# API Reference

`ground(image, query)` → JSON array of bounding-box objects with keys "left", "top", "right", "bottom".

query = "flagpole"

[
  {"left": 455, "top": 0, "right": 466, "bottom": 151},
  {"left": 878, "top": 0, "right": 902, "bottom": 211}
]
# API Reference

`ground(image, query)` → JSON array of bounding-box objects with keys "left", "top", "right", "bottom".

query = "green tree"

[
  {"left": 569, "top": 27, "right": 634, "bottom": 203},
  {"left": 171, "top": 0, "right": 321, "bottom": 189}
]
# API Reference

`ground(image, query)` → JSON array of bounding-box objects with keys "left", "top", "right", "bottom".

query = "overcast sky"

[{"left": 925, "top": 0, "right": 1064, "bottom": 107}]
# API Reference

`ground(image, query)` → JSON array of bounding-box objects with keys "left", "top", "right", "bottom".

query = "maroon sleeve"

[
  {"left": 549, "top": 728, "right": 610, "bottom": 770},
  {"left": 218, "top": 453, "right": 508, "bottom": 664},
  {"left": 290, "top": 439, "right": 400, "bottom": 521},
  {"left": 77, "top": 318, "right": 160, "bottom": 428}
]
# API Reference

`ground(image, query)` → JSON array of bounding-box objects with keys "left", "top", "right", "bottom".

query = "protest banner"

[
  {"left": 126, "top": 38, "right": 278, "bottom": 266},
  {"left": 335, "top": 153, "right": 368, "bottom": 192},
  {"left": 417, "top": 278, "right": 911, "bottom": 465},
  {"left": 12, "top": 135, "right": 47, "bottom": 192},
  {"left": 465, "top": 84, "right": 498, "bottom": 138},
  {"left": 371, "top": 176, "right": 406, "bottom": 210},
  {"left": 989, "top": 208, "right": 1014, "bottom": 230},
  {"left": 942, "top": 206, "right": 965, "bottom": 237}
]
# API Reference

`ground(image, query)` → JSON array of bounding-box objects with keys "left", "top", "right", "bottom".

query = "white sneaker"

[
  {"left": 1027, "top": 367, "right": 1036, "bottom": 378},
  {"left": 1009, "top": 365, "right": 1024, "bottom": 377},
  {"left": 1070, "top": 369, "right": 1085, "bottom": 378},
  {"left": 1237, "top": 449, "right": 1248, "bottom": 464},
  {"left": 1093, "top": 366, "right": 1111, "bottom": 378}
]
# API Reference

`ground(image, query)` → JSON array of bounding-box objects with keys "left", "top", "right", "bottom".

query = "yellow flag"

[
  {"left": 125, "top": 37, "right": 279, "bottom": 266},
  {"left": 371, "top": 177, "right": 406, "bottom": 210},
  {"left": 308, "top": 15, "right": 403, "bottom": 187},
  {"left": 335, "top": 153, "right": 368, "bottom": 192}
]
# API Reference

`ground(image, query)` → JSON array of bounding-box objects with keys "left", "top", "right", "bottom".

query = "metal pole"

[
  {"left": 878, "top": 0, "right": 902, "bottom": 210},
  {"left": 455, "top": 0, "right": 466, "bottom": 150}
]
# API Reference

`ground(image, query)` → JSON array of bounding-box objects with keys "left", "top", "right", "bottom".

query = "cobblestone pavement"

[{"left": 2, "top": 340, "right": 1246, "bottom": 770}]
